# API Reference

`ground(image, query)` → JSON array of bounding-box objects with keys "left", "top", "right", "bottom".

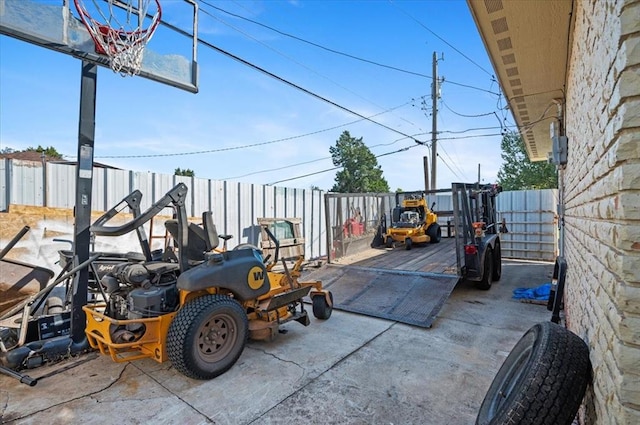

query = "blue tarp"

[{"left": 513, "top": 283, "right": 551, "bottom": 301}]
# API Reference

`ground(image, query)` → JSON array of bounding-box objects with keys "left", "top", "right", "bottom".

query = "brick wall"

[{"left": 563, "top": 0, "right": 640, "bottom": 423}]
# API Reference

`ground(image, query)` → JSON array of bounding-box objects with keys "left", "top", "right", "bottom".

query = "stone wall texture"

[{"left": 564, "top": 0, "right": 640, "bottom": 423}]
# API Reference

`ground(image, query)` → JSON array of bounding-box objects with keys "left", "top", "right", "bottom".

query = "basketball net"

[{"left": 74, "top": 0, "right": 162, "bottom": 76}]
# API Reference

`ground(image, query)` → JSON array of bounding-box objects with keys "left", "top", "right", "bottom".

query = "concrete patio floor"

[{"left": 0, "top": 259, "right": 553, "bottom": 425}]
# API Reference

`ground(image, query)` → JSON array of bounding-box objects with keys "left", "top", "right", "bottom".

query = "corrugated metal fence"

[
  {"left": 1, "top": 159, "right": 558, "bottom": 262},
  {"left": 1, "top": 159, "right": 326, "bottom": 260},
  {"left": 496, "top": 189, "right": 559, "bottom": 261}
]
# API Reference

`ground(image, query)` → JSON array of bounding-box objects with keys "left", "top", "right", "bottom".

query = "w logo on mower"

[{"left": 248, "top": 266, "right": 265, "bottom": 290}]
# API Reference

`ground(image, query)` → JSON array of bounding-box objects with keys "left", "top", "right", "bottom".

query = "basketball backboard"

[{"left": 0, "top": 0, "right": 199, "bottom": 93}]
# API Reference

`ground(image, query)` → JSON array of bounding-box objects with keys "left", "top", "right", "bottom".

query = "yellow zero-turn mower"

[{"left": 384, "top": 192, "right": 441, "bottom": 250}]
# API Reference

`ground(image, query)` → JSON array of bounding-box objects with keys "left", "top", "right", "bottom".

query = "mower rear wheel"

[
  {"left": 167, "top": 295, "right": 248, "bottom": 380},
  {"left": 427, "top": 223, "right": 441, "bottom": 243},
  {"left": 312, "top": 292, "right": 333, "bottom": 320},
  {"left": 405, "top": 238, "right": 412, "bottom": 250}
]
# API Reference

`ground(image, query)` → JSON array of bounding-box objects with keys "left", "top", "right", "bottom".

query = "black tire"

[
  {"left": 476, "top": 322, "right": 591, "bottom": 425},
  {"left": 167, "top": 295, "right": 248, "bottom": 380},
  {"left": 386, "top": 236, "right": 394, "bottom": 249},
  {"left": 405, "top": 238, "right": 412, "bottom": 250},
  {"left": 427, "top": 223, "right": 441, "bottom": 243},
  {"left": 475, "top": 248, "right": 493, "bottom": 290},
  {"left": 312, "top": 292, "right": 333, "bottom": 320},
  {"left": 492, "top": 241, "right": 502, "bottom": 281}
]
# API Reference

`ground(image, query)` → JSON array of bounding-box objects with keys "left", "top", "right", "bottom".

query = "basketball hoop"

[{"left": 74, "top": 0, "right": 162, "bottom": 76}]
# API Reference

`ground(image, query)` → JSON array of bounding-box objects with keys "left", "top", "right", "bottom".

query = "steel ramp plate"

[{"left": 303, "top": 265, "right": 459, "bottom": 328}]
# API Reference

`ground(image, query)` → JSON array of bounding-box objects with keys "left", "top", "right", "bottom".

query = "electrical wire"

[
  {"left": 437, "top": 133, "right": 503, "bottom": 141},
  {"left": 388, "top": 0, "right": 494, "bottom": 77},
  {"left": 266, "top": 143, "right": 420, "bottom": 186},
  {"left": 442, "top": 79, "right": 500, "bottom": 96},
  {"left": 198, "top": 38, "right": 423, "bottom": 142},
  {"left": 441, "top": 100, "right": 495, "bottom": 118},
  {"left": 222, "top": 134, "right": 425, "bottom": 180},
  {"left": 199, "top": 1, "right": 502, "bottom": 96},
  {"left": 435, "top": 152, "right": 464, "bottom": 181},
  {"left": 96, "top": 100, "right": 417, "bottom": 159},
  {"left": 200, "top": 5, "right": 419, "bottom": 126},
  {"left": 200, "top": 0, "right": 431, "bottom": 79},
  {"left": 86, "top": 5, "right": 513, "bottom": 184},
  {"left": 437, "top": 144, "right": 468, "bottom": 181}
]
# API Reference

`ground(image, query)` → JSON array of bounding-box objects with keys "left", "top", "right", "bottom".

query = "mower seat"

[{"left": 165, "top": 219, "right": 216, "bottom": 264}]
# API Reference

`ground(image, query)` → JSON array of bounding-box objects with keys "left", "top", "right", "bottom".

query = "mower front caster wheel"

[
  {"left": 405, "top": 238, "right": 412, "bottom": 250},
  {"left": 386, "top": 237, "right": 394, "bottom": 249},
  {"left": 312, "top": 292, "right": 333, "bottom": 320}
]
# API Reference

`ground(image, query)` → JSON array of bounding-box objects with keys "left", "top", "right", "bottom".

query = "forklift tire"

[
  {"left": 312, "top": 292, "right": 333, "bottom": 320},
  {"left": 405, "top": 238, "right": 412, "bottom": 250},
  {"left": 167, "top": 295, "right": 248, "bottom": 380},
  {"left": 427, "top": 223, "right": 441, "bottom": 243},
  {"left": 492, "top": 241, "right": 502, "bottom": 282},
  {"left": 476, "top": 322, "right": 591, "bottom": 425},
  {"left": 386, "top": 237, "right": 394, "bottom": 249},
  {"left": 475, "top": 248, "right": 493, "bottom": 290}
]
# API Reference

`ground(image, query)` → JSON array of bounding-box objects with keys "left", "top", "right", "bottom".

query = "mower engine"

[{"left": 100, "top": 262, "right": 180, "bottom": 321}]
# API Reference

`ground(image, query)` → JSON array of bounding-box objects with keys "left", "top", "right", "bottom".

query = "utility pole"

[
  {"left": 423, "top": 156, "right": 430, "bottom": 191},
  {"left": 430, "top": 52, "right": 439, "bottom": 190}
]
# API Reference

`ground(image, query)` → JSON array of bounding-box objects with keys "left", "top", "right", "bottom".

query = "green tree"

[
  {"left": 175, "top": 167, "right": 195, "bottom": 177},
  {"left": 329, "top": 131, "right": 390, "bottom": 193},
  {"left": 497, "top": 132, "right": 557, "bottom": 190},
  {"left": 26, "top": 145, "right": 63, "bottom": 159}
]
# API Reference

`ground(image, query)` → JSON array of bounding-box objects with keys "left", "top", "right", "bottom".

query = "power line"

[
  {"left": 438, "top": 144, "right": 468, "bottom": 181},
  {"left": 95, "top": 100, "right": 416, "bottom": 159},
  {"left": 442, "top": 79, "right": 500, "bottom": 96},
  {"left": 200, "top": 0, "right": 431, "bottom": 79},
  {"left": 197, "top": 37, "right": 423, "bottom": 142},
  {"left": 200, "top": 4, "right": 419, "bottom": 126},
  {"left": 388, "top": 0, "right": 494, "bottom": 77},
  {"left": 267, "top": 144, "right": 420, "bottom": 186},
  {"left": 438, "top": 133, "right": 503, "bottom": 141},
  {"left": 199, "top": 1, "right": 501, "bottom": 96},
  {"left": 441, "top": 100, "right": 496, "bottom": 118},
  {"left": 436, "top": 152, "right": 464, "bottom": 181},
  {"left": 223, "top": 134, "right": 423, "bottom": 180}
]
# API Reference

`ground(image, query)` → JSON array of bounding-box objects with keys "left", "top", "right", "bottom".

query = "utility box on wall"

[{"left": 548, "top": 136, "right": 568, "bottom": 165}]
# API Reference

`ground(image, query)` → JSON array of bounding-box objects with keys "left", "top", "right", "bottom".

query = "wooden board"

[{"left": 329, "top": 237, "right": 458, "bottom": 275}]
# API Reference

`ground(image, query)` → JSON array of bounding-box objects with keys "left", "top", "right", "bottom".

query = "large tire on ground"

[
  {"left": 476, "top": 322, "right": 591, "bottom": 425},
  {"left": 492, "top": 241, "right": 502, "bottom": 282},
  {"left": 167, "top": 295, "right": 248, "bottom": 380},
  {"left": 312, "top": 291, "right": 333, "bottom": 320},
  {"left": 475, "top": 248, "right": 493, "bottom": 290},
  {"left": 427, "top": 223, "right": 441, "bottom": 243},
  {"left": 405, "top": 238, "right": 412, "bottom": 250}
]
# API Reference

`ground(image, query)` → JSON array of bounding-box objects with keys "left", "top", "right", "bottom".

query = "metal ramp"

[{"left": 303, "top": 264, "right": 459, "bottom": 328}]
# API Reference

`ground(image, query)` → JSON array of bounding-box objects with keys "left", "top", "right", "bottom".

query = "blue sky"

[{"left": 0, "top": 0, "right": 513, "bottom": 192}]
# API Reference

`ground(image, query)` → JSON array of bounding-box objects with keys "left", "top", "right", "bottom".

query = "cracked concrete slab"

[{"left": 1, "top": 260, "right": 553, "bottom": 424}]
